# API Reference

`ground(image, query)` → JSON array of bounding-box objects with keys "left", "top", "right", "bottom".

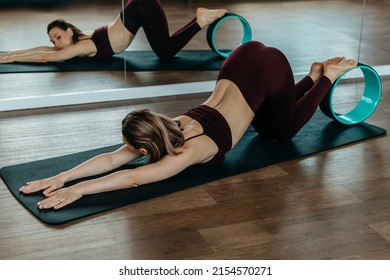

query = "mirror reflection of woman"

[{"left": 0, "top": 0, "right": 227, "bottom": 63}]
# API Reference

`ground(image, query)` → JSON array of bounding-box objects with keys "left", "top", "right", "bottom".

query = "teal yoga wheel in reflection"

[
  {"left": 319, "top": 63, "right": 382, "bottom": 125},
  {"left": 207, "top": 13, "right": 252, "bottom": 58}
]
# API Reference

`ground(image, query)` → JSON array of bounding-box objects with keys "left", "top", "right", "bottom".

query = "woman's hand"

[
  {"left": 0, "top": 53, "right": 14, "bottom": 63},
  {"left": 19, "top": 175, "right": 66, "bottom": 196},
  {"left": 37, "top": 186, "right": 83, "bottom": 210}
]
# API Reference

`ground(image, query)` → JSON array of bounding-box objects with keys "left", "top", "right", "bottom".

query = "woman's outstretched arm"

[
  {"left": 19, "top": 145, "right": 139, "bottom": 196},
  {"left": 0, "top": 40, "right": 96, "bottom": 63},
  {"left": 35, "top": 137, "right": 215, "bottom": 210},
  {"left": 3, "top": 46, "right": 56, "bottom": 56}
]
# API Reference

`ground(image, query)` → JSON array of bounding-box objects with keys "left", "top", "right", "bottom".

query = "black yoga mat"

[
  {"left": 0, "top": 50, "right": 225, "bottom": 73},
  {"left": 0, "top": 112, "right": 386, "bottom": 225}
]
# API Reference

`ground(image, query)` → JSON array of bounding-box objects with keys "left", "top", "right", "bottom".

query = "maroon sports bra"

[
  {"left": 90, "top": 26, "right": 115, "bottom": 60},
  {"left": 183, "top": 105, "right": 232, "bottom": 166}
]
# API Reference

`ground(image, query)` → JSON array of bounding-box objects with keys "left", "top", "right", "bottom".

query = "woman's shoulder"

[
  {"left": 61, "top": 39, "right": 96, "bottom": 58},
  {"left": 174, "top": 115, "right": 192, "bottom": 128},
  {"left": 80, "top": 31, "right": 93, "bottom": 40}
]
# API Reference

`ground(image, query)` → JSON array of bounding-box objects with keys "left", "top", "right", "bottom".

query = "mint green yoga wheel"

[
  {"left": 207, "top": 13, "right": 252, "bottom": 58},
  {"left": 319, "top": 63, "right": 382, "bottom": 125}
]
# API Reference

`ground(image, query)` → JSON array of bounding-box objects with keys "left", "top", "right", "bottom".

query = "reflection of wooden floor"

[{"left": 0, "top": 0, "right": 390, "bottom": 260}]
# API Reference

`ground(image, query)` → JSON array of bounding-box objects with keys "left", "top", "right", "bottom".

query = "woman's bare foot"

[
  {"left": 309, "top": 57, "right": 345, "bottom": 82},
  {"left": 196, "top": 8, "right": 228, "bottom": 29},
  {"left": 324, "top": 58, "right": 358, "bottom": 83}
]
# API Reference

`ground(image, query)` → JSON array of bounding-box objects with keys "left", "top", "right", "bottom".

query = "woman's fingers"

[
  {"left": 19, "top": 177, "right": 64, "bottom": 195},
  {"left": 37, "top": 188, "right": 81, "bottom": 210},
  {"left": 43, "top": 184, "right": 60, "bottom": 196},
  {"left": 19, "top": 180, "right": 49, "bottom": 194},
  {"left": 37, "top": 193, "right": 63, "bottom": 209}
]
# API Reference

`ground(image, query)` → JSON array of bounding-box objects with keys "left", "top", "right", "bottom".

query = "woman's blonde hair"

[{"left": 122, "top": 109, "right": 185, "bottom": 163}]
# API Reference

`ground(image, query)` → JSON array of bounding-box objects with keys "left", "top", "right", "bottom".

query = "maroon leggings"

[
  {"left": 217, "top": 41, "right": 332, "bottom": 141},
  {"left": 120, "top": 0, "right": 201, "bottom": 59}
]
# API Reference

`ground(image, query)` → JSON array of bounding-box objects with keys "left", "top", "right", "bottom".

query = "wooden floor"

[{"left": 0, "top": 0, "right": 389, "bottom": 260}]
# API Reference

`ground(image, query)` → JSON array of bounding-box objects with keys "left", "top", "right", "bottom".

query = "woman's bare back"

[{"left": 202, "top": 79, "right": 254, "bottom": 147}]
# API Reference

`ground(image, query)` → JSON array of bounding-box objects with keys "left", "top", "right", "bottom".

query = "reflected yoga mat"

[
  {"left": 0, "top": 112, "right": 386, "bottom": 225},
  {"left": 0, "top": 50, "right": 225, "bottom": 73}
]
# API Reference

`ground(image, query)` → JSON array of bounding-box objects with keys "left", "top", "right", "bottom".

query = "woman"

[
  {"left": 19, "top": 41, "right": 357, "bottom": 209},
  {"left": 0, "top": 0, "right": 227, "bottom": 63}
]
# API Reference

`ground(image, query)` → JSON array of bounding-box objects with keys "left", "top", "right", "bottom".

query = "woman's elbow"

[
  {"left": 114, "top": 169, "right": 142, "bottom": 188},
  {"left": 38, "top": 53, "right": 64, "bottom": 63},
  {"left": 124, "top": 173, "right": 143, "bottom": 188},
  {"left": 35, "top": 54, "right": 51, "bottom": 63}
]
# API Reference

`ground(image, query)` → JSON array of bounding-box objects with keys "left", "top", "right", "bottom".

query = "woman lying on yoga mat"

[
  {"left": 19, "top": 41, "right": 357, "bottom": 210},
  {"left": 0, "top": 0, "right": 227, "bottom": 63}
]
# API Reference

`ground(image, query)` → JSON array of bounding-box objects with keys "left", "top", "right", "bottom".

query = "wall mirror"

[{"left": 0, "top": 0, "right": 387, "bottom": 112}]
